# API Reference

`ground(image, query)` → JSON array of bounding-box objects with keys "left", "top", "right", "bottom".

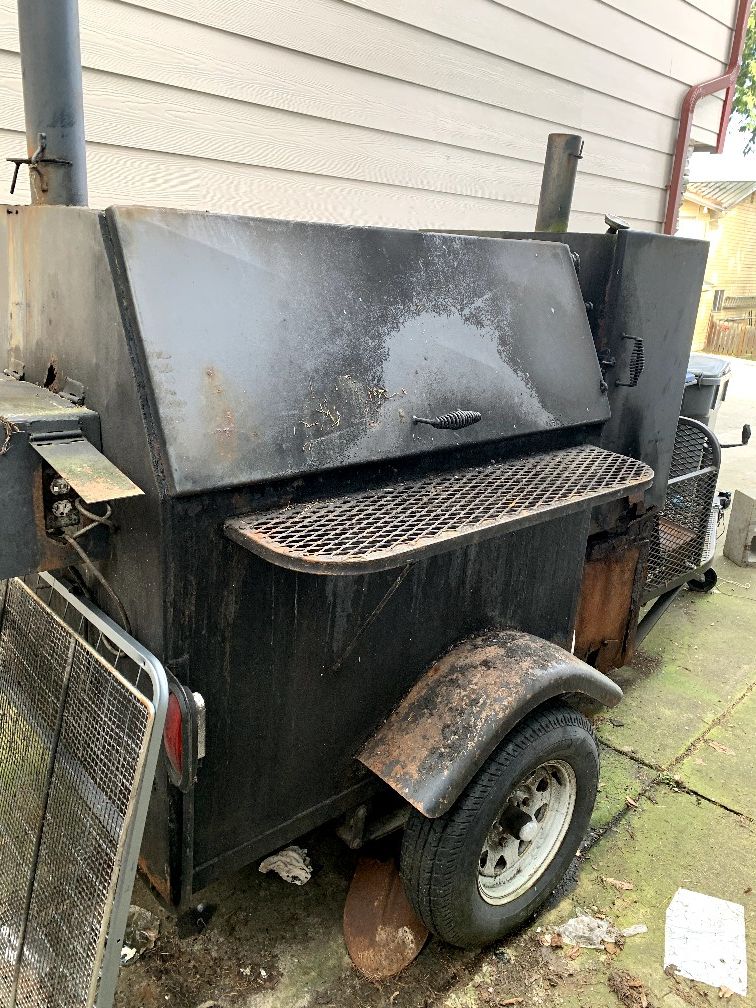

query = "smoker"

[{"left": 0, "top": 4, "right": 715, "bottom": 1007}]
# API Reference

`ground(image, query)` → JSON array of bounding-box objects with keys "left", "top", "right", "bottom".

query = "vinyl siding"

[{"left": 0, "top": 0, "right": 738, "bottom": 231}]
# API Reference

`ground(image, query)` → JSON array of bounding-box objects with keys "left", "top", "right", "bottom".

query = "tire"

[{"left": 400, "top": 702, "right": 599, "bottom": 948}]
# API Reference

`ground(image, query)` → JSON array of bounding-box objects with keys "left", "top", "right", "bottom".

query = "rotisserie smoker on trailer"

[{"left": 0, "top": 2, "right": 716, "bottom": 1005}]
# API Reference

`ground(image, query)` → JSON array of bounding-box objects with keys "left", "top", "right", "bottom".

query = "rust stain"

[
  {"left": 574, "top": 551, "right": 639, "bottom": 672},
  {"left": 343, "top": 857, "right": 428, "bottom": 980},
  {"left": 203, "top": 365, "right": 240, "bottom": 462},
  {"left": 360, "top": 633, "right": 555, "bottom": 803},
  {"left": 359, "top": 630, "right": 621, "bottom": 816},
  {"left": 138, "top": 854, "right": 172, "bottom": 905}
]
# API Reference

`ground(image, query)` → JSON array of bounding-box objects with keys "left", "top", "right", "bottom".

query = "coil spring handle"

[{"left": 413, "top": 410, "right": 482, "bottom": 430}]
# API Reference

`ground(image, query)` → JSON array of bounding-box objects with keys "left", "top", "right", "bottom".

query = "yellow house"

[{"left": 679, "top": 181, "right": 756, "bottom": 351}]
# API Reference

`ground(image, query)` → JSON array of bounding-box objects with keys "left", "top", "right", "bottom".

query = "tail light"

[
  {"left": 164, "top": 693, "right": 184, "bottom": 778},
  {"left": 163, "top": 675, "right": 206, "bottom": 791}
]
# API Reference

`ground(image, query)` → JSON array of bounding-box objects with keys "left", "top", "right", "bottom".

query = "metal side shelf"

[{"left": 225, "top": 445, "right": 653, "bottom": 575}]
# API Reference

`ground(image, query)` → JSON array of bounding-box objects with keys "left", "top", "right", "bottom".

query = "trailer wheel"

[{"left": 400, "top": 703, "right": 599, "bottom": 948}]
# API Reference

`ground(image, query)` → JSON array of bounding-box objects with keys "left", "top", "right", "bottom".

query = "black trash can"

[{"left": 681, "top": 353, "right": 731, "bottom": 430}]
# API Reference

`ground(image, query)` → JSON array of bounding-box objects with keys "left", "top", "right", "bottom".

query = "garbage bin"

[{"left": 681, "top": 353, "right": 731, "bottom": 429}]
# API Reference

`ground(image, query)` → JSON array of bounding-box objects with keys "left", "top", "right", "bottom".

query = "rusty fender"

[{"left": 358, "top": 630, "right": 622, "bottom": 819}]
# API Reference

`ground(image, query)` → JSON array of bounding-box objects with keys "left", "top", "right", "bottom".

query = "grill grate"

[
  {"left": 644, "top": 420, "right": 719, "bottom": 597},
  {"left": 0, "top": 575, "right": 167, "bottom": 1008},
  {"left": 226, "top": 445, "right": 653, "bottom": 575}
]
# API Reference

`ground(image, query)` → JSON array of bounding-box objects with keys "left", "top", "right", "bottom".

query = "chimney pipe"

[
  {"left": 535, "top": 134, "right": 583, "bottom": 233},
  {"left": 15, "top": 0, "right": 88, "bottom": 205}
]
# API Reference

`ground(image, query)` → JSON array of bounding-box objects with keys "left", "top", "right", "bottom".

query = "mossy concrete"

[
  {"left": 596, "top": 589, "right": 756, "bottom": 768},
  {"left": 676, "top": 684, "right": 756, "bottom": 815},
  {"left": 537, "top": 786, "right": 756, "bottom": 1006},
  {"left": 591, "top": 746, "right": 654, "bottom": 831}
]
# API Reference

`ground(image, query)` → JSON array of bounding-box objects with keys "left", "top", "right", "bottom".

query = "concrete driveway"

[{"left": 117, "top": 357, "right": 756, "bottom": 1008}]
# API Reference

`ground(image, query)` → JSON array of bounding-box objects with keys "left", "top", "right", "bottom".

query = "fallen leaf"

[
  {"left": 602, "top": 876, "right": 635, "bottom": 892},
  {"left": 625, "top": 797, "right": 638, "bottom": 808},
  {"left": 604, "top": 942, "right": 619, "bottom": 955},
  {"left": 719, "top": 986, "right": 734, "bottom": 999},
  {"left": 502, "top": 1000, "right": 524, "bottom": 1006},
  {"left": 566, "top": 946, "right": 581, "bottom": 960},
  {"left": 707, "top": 740, "right": 736, "bottom": 756},
  {"left": 550, "top": 933, "right": 564, "bottom": 948}
]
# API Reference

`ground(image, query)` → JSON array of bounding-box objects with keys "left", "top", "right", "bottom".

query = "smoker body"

[{"left": 0, "top": 205, "right": 707, "bottom": 911}]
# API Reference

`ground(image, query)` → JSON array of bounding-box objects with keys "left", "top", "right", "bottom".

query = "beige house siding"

[
  {"left": 681, "top": 194, "right": 756, "bottom": 349},
  {"left": 0, "top": 0, "right": 738, "bottom": 231}
]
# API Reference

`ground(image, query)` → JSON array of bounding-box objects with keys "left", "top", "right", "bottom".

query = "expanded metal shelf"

[{"left": 226, "top": 445, "right": 653, "bottom": 575}]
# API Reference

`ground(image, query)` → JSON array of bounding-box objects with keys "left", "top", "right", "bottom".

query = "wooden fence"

[{"left": 704, "top": 317, "right": 756, "bottom": 358}]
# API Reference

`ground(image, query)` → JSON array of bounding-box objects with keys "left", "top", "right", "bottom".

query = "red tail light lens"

[{"left": 164, "top": 693, "right": 184, "bottom": 777}]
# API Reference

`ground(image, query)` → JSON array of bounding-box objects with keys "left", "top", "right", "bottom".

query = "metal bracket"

[{"left": 7, "top": 132, "right": 72, "bottom": 195}]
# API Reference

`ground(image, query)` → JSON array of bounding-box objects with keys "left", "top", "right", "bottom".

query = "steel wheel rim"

[{"left": 477, "top": 759, "right": 577, "bottom": 906}]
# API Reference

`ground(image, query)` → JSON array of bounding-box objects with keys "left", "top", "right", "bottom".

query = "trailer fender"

[{"left": 358, "top": 629, "right": 622, "bottom": 818}]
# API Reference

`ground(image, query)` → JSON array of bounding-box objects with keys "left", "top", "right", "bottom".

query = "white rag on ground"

[{"left": 258, "top": 845, "right": 312, "bottom": 885}]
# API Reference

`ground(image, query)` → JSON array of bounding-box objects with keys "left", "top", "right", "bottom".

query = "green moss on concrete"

[
  {"left": 597, "top": 589, "right": 756, "bottom": 767},
  {"left": 676, "top": 685, "right": 756, "bottom": 815},
  {"left": 540, "top": 786, "right": 756, "bottom": 1007},
  {"left": 591, "top": 746, "right": 654, "bottom": 831}
]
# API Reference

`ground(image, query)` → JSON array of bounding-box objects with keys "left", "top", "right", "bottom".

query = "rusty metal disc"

[{"left": 343, "top": 856, "right": 429, "bottom": 980}]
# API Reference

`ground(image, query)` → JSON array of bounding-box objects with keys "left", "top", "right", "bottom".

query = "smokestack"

[
  {"left": 15, "top": 0, "right": 88, "bottom": 205},
  {"left": 535, "top": 134, "right": 583, "bottom": 233}
]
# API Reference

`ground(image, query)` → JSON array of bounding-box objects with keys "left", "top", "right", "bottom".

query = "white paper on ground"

[{"left": 664, "top": 888, "right": 747, "bottom": 996}]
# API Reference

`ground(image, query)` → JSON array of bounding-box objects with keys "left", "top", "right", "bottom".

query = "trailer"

[{"left": 0, "top": 2, "right": 719, "bottom": 1006}]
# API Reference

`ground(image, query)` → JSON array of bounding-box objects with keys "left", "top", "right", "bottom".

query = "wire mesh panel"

[
  {"left": 645, "top": 419, "right": 720, "bottom": 598},
  {"left": 227, "top": 445, "right": 653, "bottom": 574},
  {"left": 0, "top": 575, "right": 167, "bottom": 1008}
]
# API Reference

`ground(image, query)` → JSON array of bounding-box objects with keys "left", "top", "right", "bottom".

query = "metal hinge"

[
  {"left": 58, "top": 377, "right": 86, "bottom": 405},
  {"left": 3, "top": 357, "right": 25, "bottom": 380}
]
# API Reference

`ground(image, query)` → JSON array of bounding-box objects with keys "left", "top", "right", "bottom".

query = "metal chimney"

[
  {"left": 535, "top": 133, "right": 583, "bottom": 233},
  {"left": 14, "top": 0, "right": 88, "bottom": 205}
]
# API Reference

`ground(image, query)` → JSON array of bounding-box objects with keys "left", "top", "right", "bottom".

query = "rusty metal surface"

[
  {"left": 343, "top": 857, "right": 428, "bottom": 980},
  {"left": 574, "top": 520, "right": 651, "bottom": 674},
  {"left": 358, "top": 630, "right": 622, "bottom": 818},
  {"left": 31, "top": 437, "right": 143, "bottom": 503},
  {"left": 225, "top": 446, "right": 652, "bottom": 575},
  {"left": 106, "top": 206, "right": 610, "bottom": 495}
]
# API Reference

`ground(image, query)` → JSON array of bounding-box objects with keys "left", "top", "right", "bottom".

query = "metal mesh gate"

[
  {"left": 0, "top": 574, "right": 167, "bottom": 1008},
  {"left": 644, "top": 418, "right": 720, "bottom": 599}
]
